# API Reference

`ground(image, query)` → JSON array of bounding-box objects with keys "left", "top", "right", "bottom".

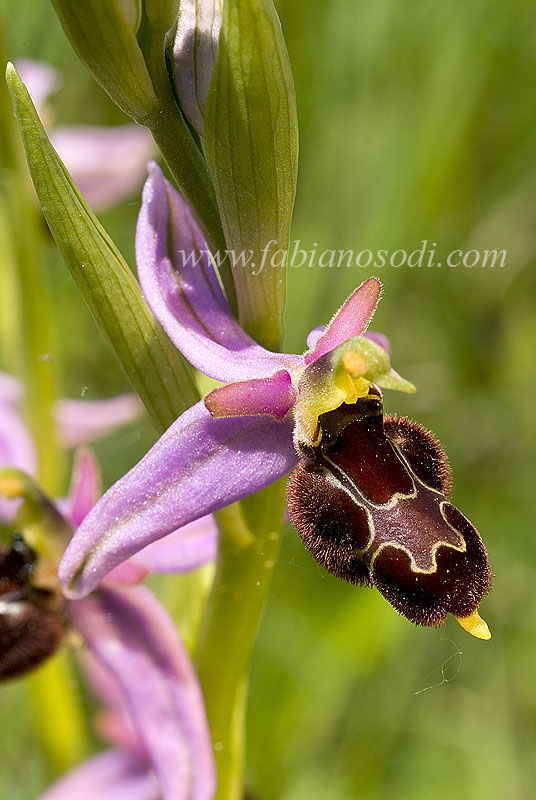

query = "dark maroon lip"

[{"left": 287, "top": 390, "right": 491, "bottom": 629}]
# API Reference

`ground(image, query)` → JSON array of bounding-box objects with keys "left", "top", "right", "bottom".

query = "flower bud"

[
  {"left": 144, "top": 0, "right": 180, "bottom": 31},
  {"left": 171, "top": 0, "right": 222, "bottom": 135},
  {"left": 287, "top": 388, "right": 492, "bottom": 639}
]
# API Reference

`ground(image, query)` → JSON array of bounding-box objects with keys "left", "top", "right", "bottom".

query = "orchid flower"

[
  {"left": 59, "top": 163, "right": 491, "bottom": 638},
  {"left": 0, "top": 400, "right": 217, "bottom": 799},
  {"left": 16, "top": 60, "right": 154, "bottom": 212}
]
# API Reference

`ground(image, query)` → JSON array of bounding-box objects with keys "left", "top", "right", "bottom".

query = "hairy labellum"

[
  {"left": 287, "top": 388, "right": 491, "bottom": 634},
  {"left": 0, "top": 537, "right": 63, "bottom": 681}
]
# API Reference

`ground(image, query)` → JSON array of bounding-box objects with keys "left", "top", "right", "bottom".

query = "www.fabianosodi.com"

[{"left": 178, "top": 239, "right": 507, "bottom": 275}]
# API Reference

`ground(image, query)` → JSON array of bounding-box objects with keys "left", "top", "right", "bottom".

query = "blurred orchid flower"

[
  {"left": 54, "top": 394, "right": 144, "bottom": 449},
  {"left": 0, "top": 381, "right": 36, "bottom": 483},
  {"left": 39, "top": 580, "right": 216, "bottom": 800},
  {"left": 0, "top": 408, "right": 217, "bottom": 798},
  {"left": 16, "top": 60, "right": 155, "bottom": 212},
  {"left": 40, "top": 748, "right": 160, "bottom": 800},
  {"left": 0, "top": 371, "right": 143, "bottom": 448},
  {"left": 0, "top": 371, "right": 143, "bottom": 523}
]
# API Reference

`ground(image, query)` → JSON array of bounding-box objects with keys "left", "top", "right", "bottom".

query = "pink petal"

[
  {"left": 204, "top": 370, "right": 296, "bottom": 420},
  {"left": 50, "top": 125, "right": 155, "bottom": 212},
  {"left": 108, "top": 516, "right": 218, "bottom": 582},
  {"left": 0, "top": 371, "right": 23, "bottom": 407},
  {"left": 132, "top": 515, "right": 218, "bottom": 574},
  {"left": 55, "top": 394, "right": 143, "bottom": 448},
  {"left": 304, "top": 277, "right": 382, "bottom": 365},
  {"left": 364, "top": 331, "right": 391, "bottom": 355},
  {"left": 68, "top": 584, "right": 216, "bottom": 800},
  {"left": 136, "top": 163, "right": 300, "bottom": 383},
  {"left": 39, "top": 749, "right": 158, "bottom": 800},
  {"left": 95, "top": 710, "right": 147, "bottom": 759},
  {"left": 0, "top": 404, "right": 35, "bottom": 474},
  {"left": 0, "top": 402, "right": 37, "bottom": 522},
  {"left": 306, "top": 325, "right": 324, "bottom": 350},
  {"left": 81, "top": 651, "right": 147, "bottom": 758},
  {"left": 172, "top": 0, "right": 222, "bottom": 134},
  {"left": 67, "top": 448, "right": 101, "bottom": 528},
  {"left": 106, "top": 561, "right": 150, "bottom": 584}
]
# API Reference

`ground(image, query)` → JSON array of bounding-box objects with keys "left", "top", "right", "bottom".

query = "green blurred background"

[{"left": 1, "top": 0, "right": 535, "bottom": 797}]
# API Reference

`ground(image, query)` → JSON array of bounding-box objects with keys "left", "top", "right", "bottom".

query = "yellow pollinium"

[
  {"left": 0, "top": 472, "right": 24, "bottom": 499},
  {"left": 342, "top": 351, "right": 368, "bottom": 378},
  {"left": 336, "top": 352, "right": 372, "bottom": 405},
  {"left": 454, "top": 609, "right": 491, "bottom": 640}
]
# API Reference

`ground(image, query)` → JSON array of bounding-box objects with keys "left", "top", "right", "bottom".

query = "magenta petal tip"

[
  {"left": 304, "top": 277, "right": 382, "bottom": 365},
  {"left": 204, "top": 370, "right": 296, "bottom": 420}
]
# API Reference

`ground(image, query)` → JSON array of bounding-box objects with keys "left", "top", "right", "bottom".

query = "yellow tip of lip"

[{"left": 454, "top": 610, "right": 491, "bottom": 640}]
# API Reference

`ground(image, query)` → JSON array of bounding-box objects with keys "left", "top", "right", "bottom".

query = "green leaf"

[
  {"left": 205, "top": 0, "right": 299, "bottom": 351},
  {"left": 7, "top": 63, "right": 199, "bottom": 433},
  {"left": 50, "top": 0, "right": 157, "bottom": 123}
]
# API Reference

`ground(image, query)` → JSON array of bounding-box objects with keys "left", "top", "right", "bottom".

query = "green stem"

[
  {"left": 195, "top": 479, "right": 287, "bottom": 800},
  {"left": 12, "top": 190, "right": 62, "bottom": 495},
  {"left": 0, "top": 30, "right": 61, "bottom": 495},
  {"left": 0, "top": 193, "right": 20, "bottom": 372},
  {"left": 27, "top": 651, "right": 90, "bottom": 776}
]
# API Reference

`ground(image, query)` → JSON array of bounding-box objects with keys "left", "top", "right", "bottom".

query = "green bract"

[{"left": 205, "top": 0, "right": 299, "bottom": 351}]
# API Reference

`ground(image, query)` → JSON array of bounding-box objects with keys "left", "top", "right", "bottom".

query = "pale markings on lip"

[
  {"left": 367, "top": 500, "right": 466, "bottom": 576},
  {"left": 322, "top": 450, "right": 418, "bottom": 511},
  {"left": 0, "top": 600, "right": 27, "bottom": 616},
  {"left": 322, "top": 460, "right": 466, "bottom": 576},
  {"left": 324, "top": 468, "right": 376, "bottom": 553}
]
